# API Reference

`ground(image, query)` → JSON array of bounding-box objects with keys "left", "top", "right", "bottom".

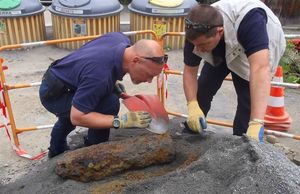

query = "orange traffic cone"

[
  {"left": 264, "top": 66, "right": 292, "bottom": 131},
  {"left": 272, "top": 65, "right": 283, "bottom": 83}
]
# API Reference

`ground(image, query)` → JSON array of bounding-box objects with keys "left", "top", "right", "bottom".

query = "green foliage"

[{"left": 279, "top": 41, "right": 300, "bottom": 83}]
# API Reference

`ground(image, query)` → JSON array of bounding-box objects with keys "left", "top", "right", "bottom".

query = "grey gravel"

[{"left": 1, "top": 130, "right": 300, "bottom": 194}]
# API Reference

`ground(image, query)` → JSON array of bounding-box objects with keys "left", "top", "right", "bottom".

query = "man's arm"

[
  {"left": 70, "top": 106, "right": 152, "bottom": 129},
  {"left": 238, "top": 8, "right": 269, "bottom": 141},
  {"left": 183, "top": 64, "right": 199, "bottom": 101},
  {"left": 183, "top": 64, "right": 208, "bottom": 132},
  {"left": 183, "top": 40, "right": 207, "bottom": 133},
  {"left": 70, "top": 106, "right": 114, "bottom": 129},
  {"left": 248, "top": 49, "right": 271, "bottom": 120},
  {"left": 183, "top": 39, "right": 201, "bottom": 101}
]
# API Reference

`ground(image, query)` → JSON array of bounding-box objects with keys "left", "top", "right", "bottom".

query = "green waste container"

[{"left": 0, "top": 0, "right": 46, "bottom": 47}]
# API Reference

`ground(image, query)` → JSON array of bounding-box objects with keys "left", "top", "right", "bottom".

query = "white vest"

[{"left": 193, "top": 0, "right": 286, "bottom": 81}]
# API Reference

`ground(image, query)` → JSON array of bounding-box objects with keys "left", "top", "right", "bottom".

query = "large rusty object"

[{"left": 55, "top": 134, "right": 175, "bottom": 182}]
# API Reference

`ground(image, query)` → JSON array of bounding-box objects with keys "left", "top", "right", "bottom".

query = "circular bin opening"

[
  {"left": 128, "top": 0, "right": 197, "bottom": 50},
  {"left": 48, "top": 0, "right": 123, "bottom": 49},
  {"left": 59, "top": 0, "right": 90, "bottom": 8},
  {"left": 0, "top": 0, "right": 21, "bottom": 10}
]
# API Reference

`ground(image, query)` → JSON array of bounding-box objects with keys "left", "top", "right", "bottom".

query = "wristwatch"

[{"left": 112, "top": 115, "right": 120, "bottom": 129}]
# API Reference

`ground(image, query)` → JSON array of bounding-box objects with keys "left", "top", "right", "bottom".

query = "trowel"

[{"left": 119, "top": 92, "right": 169, "bottom": 134}]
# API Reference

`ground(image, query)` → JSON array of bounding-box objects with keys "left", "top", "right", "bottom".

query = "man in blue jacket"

[{"left": 39, "top": 32, "right": 167, "bottom": 158}]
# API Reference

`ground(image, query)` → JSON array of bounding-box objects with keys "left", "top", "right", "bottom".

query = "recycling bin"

[
  {"left": 48, "top": 0, "right": 123, "bottom": 49},
  {"left": 0, "top": 0, "right": 46, "bottom": 47},
  {"left": 128, "top": 0, "right": 197, "bottom": 50}
]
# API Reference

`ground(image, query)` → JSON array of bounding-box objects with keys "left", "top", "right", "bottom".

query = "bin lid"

[
  {"left": 149, "top": 0, "right": 183, "bottom": 8},
  {"left": 128, "top": 0, "right": 197, "bottom": 16},
  {"left": 48, "top": 0, "right": 123, "bottom": 17},
  {"left": 0, "top": 0, "right": 21, "bottom": 10},
  {"left": 59, "top": 0, "right": 90, "bottom": 8},
  {"left": 0, "top": 0, "right": 45, "bottom": 17}
]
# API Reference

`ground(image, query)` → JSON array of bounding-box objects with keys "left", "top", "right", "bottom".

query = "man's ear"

[
  {"left": 132, "top": 56, "right": 139, "bottom": 63},
  {"left": 217, "top": 27, "right": 224, "bottom": 36}
]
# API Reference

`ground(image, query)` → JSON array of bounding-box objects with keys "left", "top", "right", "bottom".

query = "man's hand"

[
  {"left": 246, "top": 119, "right": 264, "bottom": 142},
  {"left": 187, "top": 100, "right": 207, "bottom": 133},
  {"left": 119, "top": 111, "right": 152, "bottom": 129},
  {"left": 113, "top": 81, "right": 126, "bottom": 97}
]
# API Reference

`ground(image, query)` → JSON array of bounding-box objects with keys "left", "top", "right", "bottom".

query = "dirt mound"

[
  {"left": 1, "top": 125, "right": 300, "bottom": 194},
  {"left": 125, "top": 136, "right": 300, "bottom": 194}
]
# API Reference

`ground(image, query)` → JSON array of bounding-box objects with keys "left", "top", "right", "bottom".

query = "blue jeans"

[
  {"left": 197, "top": 61, "right": 251, "bottom": 136},
  {"left": 39, "top": 73, "right": 120, "bottom": 154}
]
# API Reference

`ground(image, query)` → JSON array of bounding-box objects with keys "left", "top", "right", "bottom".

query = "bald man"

[{"left": 39, "top": 32, "right": 167, "bottom": 158}]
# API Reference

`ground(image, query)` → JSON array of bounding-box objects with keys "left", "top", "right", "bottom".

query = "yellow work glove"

[
  {"left": 187, "top": 100, "right": 207, "bottom": 133},
  {"left": 120, "top": 111, "right": 152, "bottom": 129},
  {"left": 246, "top": 119, "right": 264, "bottom": 143}
]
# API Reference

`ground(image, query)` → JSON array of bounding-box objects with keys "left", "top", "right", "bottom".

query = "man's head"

[
  {"left": 124, "top": 39, "right": 166, "bottom": 84},
  {"left": 185, "top": 4, "right": 224, "bottom": 53}
]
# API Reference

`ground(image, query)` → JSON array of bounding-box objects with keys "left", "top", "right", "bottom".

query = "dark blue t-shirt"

[
  {"left": 50, "top": 32, "right": 131, "bottom": 113},
  {"left": 184, "top": 8, "right": 269, "bottom": 66}
]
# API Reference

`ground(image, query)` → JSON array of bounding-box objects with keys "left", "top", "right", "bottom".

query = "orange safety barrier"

[
  {"left": 156, "top": 32, "right": 185, "bottom": 105},
  {"left": 0, "top": 30, "right": 158, "bottom": 159},
  {"left": 162, "top": 69, "right": 300, "bottom": 129},
  {"left": 162, "top": 68, "right": 299, "bottom": 140}
]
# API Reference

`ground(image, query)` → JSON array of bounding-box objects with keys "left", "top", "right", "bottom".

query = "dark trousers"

[
  {"left": 197, "top": 61, "right": 251, "bottom": 135},
  {"left": 39, "top": 71, "right": 120, "bottom": 154}
]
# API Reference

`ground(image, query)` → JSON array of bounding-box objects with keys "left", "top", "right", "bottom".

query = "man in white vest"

[{"left": 183, "top": 0, "right": 286, "bottom": 142}]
